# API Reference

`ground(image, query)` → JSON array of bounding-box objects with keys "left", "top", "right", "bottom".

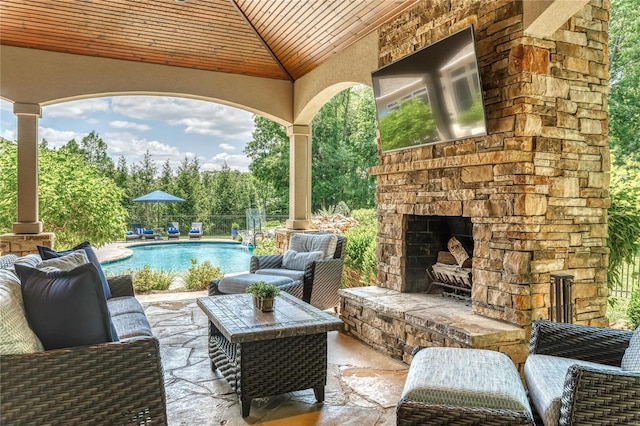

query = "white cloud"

[
  {"left": 38, "top": 127, "right": 85, "bottom": 148},
  {"left": 110, "top": 120, "right": 151, "bottom": 131},
  {"left": 44, "top": 98, "right": 110, "bottom": 118},
  {"left": 218, "top": 143, "right": 235, "bottom": 151},
  {"left": 111, "top": 96, "right": 254, "bottom": 140},
  {"left": 202, "top": 152, "right": 251, "bottom": 172}
]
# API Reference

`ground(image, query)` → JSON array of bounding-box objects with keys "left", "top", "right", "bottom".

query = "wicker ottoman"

[{"left": 397, "top": 347, "right": 534, "bottom": 426}]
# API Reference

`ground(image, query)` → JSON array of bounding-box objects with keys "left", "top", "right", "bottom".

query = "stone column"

[
  {"left": 286, "top": 125, "right": 311, "bottom": 230},
  {"left": 13, "top": 103, "right": 43, "bottom": 234}
]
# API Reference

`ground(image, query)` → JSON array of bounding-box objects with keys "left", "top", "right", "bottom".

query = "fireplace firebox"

[{"left": 405, "top": 215, "right": 474, "bottom": 294}]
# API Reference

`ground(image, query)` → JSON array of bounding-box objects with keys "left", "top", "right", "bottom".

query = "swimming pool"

[{"left": 101, "top": 241, "right": 253, "bottom": 275}]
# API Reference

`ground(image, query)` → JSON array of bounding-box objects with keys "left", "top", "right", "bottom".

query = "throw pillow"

[
  {"left": 289, "top": 233, "right": 338, "bottom": 259},
  {"left": 282, "top": 250, "right": 324, "bottom": 270},
  {"left": 0, "top": 269, "right": 44, "bottom": 355},
  {"left": 621, "top": 326, "right": 640, "bottom": 372},
  {"left": 38, "top": 241, "right": 112, "bottom": 299},
  {"left": 15, "top": 262, "right": 117, "bottom": 350},
  {"left": 36, "top": 249, "right": 89, "bottom": 272}
]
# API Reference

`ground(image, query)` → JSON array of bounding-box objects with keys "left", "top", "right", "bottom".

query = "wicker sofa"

[
  {"left": 525, "top": 320, "right": 640, "bottom": 425},
  {"left": 0, "top": 254, "right": 167, "bottom": 425}
]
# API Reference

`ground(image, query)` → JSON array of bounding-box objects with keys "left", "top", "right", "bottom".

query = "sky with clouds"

[{"left": 0, "top": 96, "right": 257, "bottom": 173}]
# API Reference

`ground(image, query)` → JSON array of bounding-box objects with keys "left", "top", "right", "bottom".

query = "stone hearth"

[{"left": 339, "top": 0, "right": 610, "bottom": 364}]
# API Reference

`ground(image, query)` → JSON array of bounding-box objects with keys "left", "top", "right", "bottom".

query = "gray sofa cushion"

[
  {"left": 254, "top": 268, "right": 304, "bottom": 281},
  {"left": 107, "top": 296, "right": 146, "bottom": 317},
  {"left": 107, "top": 296, "right": 152, "bottom": 339},
  {"left": 110, "top": 312, "right": 153, "bottom": 339},
  {"left": 524, "top": 354, "right": 622, "bottom": 426}
]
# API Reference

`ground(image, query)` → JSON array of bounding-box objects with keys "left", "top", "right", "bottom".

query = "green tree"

[
  {"left": 0, "top": 138, "right": 127, "bottom": 248},
  {"left": 129, "top": 150, "right": 158, "bottom": 226},
  {"left": 60, "top": 131, "right": 115, "bottom": 177},
  {"left": 173, "top": 156, "right": 206, "bottom": 225},
  {"left": 244, "top": 115, "right": 290, "bottom": 212},
  {"left": 609, "top": 0, "right": 640, "bottom": 165},
  {"left": 311, "top": 86, "right": 377, "bottom": 210}
]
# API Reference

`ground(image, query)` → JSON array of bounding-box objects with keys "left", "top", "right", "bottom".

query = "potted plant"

[
  {"left": 246, "top": 281, "right": 280, "bottom": 312},
  {"left": 231, "top": 222, "right": 240, "bottom": 239}
]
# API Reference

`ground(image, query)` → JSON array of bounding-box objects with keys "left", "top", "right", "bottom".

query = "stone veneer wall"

[
  {"left": 0, "top": 233, "right": 55, "bottom": 256},
  {"left": 371, "top": 0, "right": 610, "bottom": 327}
]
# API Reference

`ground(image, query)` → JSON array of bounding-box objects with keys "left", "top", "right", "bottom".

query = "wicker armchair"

[
  {"left": 525, "top": 320, "right": 640, "bottom": 426},
  {"left": 0, "top": 275, "right": 168, "bottom": 425},
  {"left": 249, "top": 235, "right": 346, "bottom": 311}
]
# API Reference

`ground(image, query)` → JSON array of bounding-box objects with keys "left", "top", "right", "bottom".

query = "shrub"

[
  {"left": 130, "top": 265, "right": 176, "bottom": 292},
  {"left": 628, "top": 288, "right": 640, "bottom": 328},
  {"left": 184, "top": 258, "right": 223, "bottom": 290},
  {"left": 343, "top": 208, "right": 377, "bottom": 287},
  {"left": 608, "top": 161, "right": 640, "bottom": 296},
  {"left": 253, "top": 236, "right": 277, "bottom": 255}
]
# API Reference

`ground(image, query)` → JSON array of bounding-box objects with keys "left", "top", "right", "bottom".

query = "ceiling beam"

[{"left": 228, "top": 0, "right": 294, "bottom": 82}]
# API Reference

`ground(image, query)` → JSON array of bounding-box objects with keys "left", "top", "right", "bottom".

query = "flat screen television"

[{"left": 372, "top": 26, "right": 487, "bottom": 152}]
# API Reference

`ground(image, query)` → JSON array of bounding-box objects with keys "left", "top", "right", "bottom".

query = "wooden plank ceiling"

[{"left": 0, "top": 0, "right": 419, "bottom": 81}]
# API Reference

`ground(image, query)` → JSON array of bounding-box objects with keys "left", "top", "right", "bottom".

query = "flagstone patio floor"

[{"left": 138, "top": 291, "right": 408, "bottom": 426}]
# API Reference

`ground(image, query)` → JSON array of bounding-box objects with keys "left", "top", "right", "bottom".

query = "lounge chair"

[
  {"left": 142, "top": 227, "right": 160, "bottom": 240},
  {"left": 125, "top": 223, "right": 143, "bottom": 241},
  {"left": 167, "top": 222, "right": 180, "bottom": 240},
  {"left": 189, "top": 222, "right": 203, "bottom": 239}
]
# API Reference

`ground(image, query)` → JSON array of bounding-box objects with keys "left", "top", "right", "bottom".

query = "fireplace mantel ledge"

[{"left": 369, "top": 150, "right": 533, "bottom": 176}]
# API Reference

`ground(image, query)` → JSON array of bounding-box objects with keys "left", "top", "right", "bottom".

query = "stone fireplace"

[{"left": 339, "top": 0, "right": 610, "bottom": 369}]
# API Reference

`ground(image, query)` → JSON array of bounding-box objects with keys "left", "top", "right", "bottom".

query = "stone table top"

[{"left": 197, "top": 292, "right": 343, "bottom": 344}]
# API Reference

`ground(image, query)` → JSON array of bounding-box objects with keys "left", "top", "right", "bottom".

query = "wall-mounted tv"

[{"left": 372, "top": 26, "right": 487, "bottom": 152}]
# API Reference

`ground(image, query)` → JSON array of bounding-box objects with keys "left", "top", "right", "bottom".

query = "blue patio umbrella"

[{"left": 133, "top": 190, "right": 185, "bottom": 227}]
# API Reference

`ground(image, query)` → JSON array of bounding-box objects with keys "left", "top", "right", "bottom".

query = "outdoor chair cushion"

[
  {"left": 218, "top": 273, "right": 295, "bottom": 294},
  {"left": 143, "top": 229, "right": 154, "bottom": 235},
  {"left": 524, "top": 354, "right": 622, "bottom": 426},
  {"left": 254, "top": 268, "right": 304, "bottom": 282},
  {"left": 0, "top": 269, "right": 44, "bottom": 355},
  {"left": 168, "top": 227, "right": 179, "bottom": 234},
  {"left": 110, "top": 311, "right": 153, "bottom": 339},
  {"left": 621, "top": 326, "right": 640, "bottom": 372},
  {"left": 107, "top": 296, "right": 147, "bottom": 317},
  {"left": 15, "top": 262, "right": 118, "bottom": 350},
  {"left": 289, "top": 233, "right": 337, "bottom": 259},
  {"left": 282, "top": 250, "right": 323, "bottom": 270},
  {"left": 38, "top": 241, "right": 112, "bottom": 299}
]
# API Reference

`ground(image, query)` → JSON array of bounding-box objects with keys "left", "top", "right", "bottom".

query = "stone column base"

[{"left": 0, "top": 232, "right": 55, "bottom": 256}]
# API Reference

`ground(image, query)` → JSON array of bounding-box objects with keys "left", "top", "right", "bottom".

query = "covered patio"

[{"left": 1, "top": 0, "right": 619, "bottom": 424}]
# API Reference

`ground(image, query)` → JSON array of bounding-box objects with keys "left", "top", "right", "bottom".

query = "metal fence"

[
  {"left": 611, "top": 251, "right": 640, "bottom": 298},
  {"left": 128, "top": 214, "right": 288, "bottom": 237}
]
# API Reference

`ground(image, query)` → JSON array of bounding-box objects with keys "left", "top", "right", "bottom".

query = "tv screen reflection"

[{"left": 372, "top": 26, "right": 487, "bottom": 152}]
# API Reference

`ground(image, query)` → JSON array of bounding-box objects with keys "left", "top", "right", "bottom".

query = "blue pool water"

[{"left": 101, "top": 242, "right": 253, "bottom": 275}]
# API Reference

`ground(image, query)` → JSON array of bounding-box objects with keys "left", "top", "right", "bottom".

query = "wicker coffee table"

[{"left": 196, "top": 292, "right": 343, "bottom": 417}]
